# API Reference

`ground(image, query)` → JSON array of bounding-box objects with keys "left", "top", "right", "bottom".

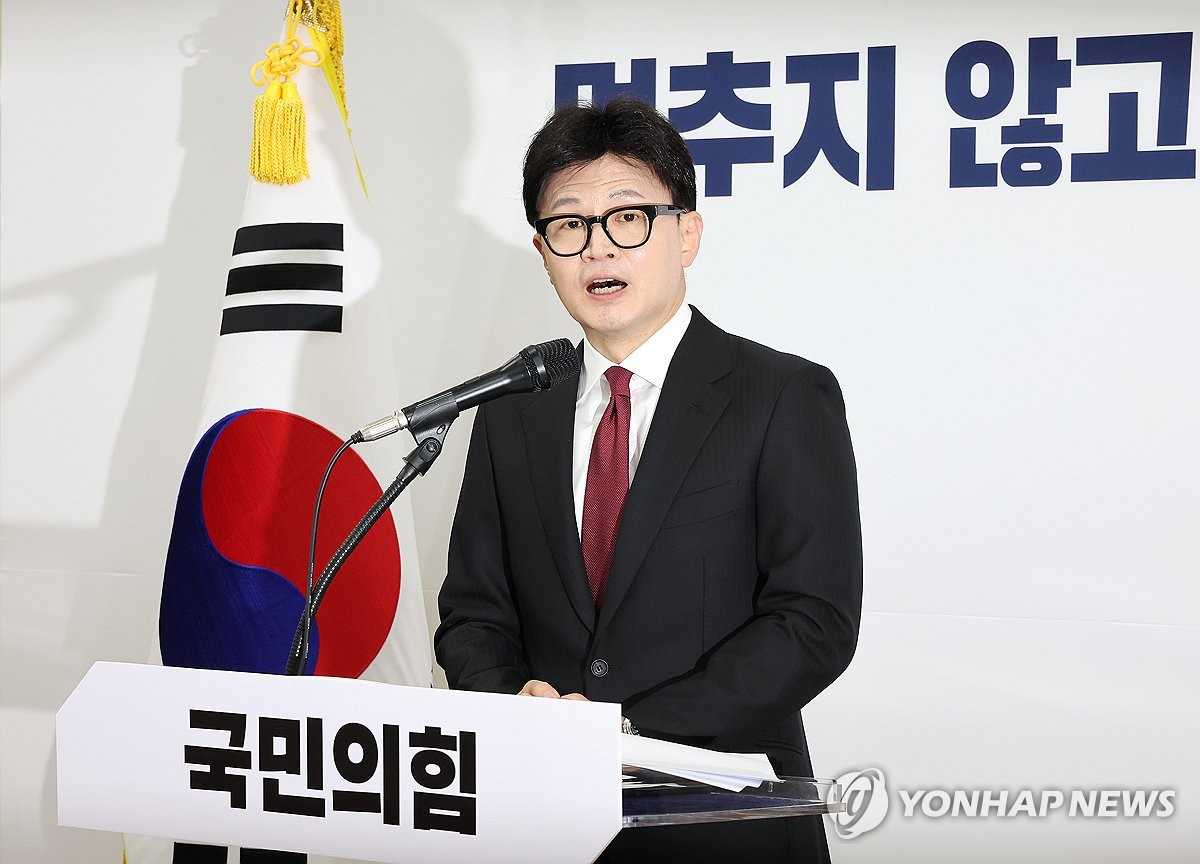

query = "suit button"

[{"left": 590, "top": 658, "right": 609, "bottom": 677}]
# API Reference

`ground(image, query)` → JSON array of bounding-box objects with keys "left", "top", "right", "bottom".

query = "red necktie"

[{"left": 582, "top": 366, "right": 633, "bottom": 607}]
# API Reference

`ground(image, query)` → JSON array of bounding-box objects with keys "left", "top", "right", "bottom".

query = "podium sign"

[{"left": 57, "top": 662, "right": 621, "bottom": 864}]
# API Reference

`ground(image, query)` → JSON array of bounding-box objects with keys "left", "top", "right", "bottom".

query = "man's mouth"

[{"left": 587, "top": 278, "right": 627, "bottom": 296}]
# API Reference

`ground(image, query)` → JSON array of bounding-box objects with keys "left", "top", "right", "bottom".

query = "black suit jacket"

[{"left": 436, "top": 307, "right": 862, "bottom": 779}]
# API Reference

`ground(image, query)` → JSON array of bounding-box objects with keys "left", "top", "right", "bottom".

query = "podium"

[{"left": 57, "top": 662, "right": 841, "bottom": 864}]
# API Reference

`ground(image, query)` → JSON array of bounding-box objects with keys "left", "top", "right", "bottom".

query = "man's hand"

[
  {"left": 517, "top": 680, "right": 560, "bottom": 697},
  {"left": 517, "top": 680, "right": 589, "bottom": 700}
]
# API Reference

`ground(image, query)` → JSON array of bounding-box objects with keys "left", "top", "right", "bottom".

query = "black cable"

[
  {"left": 295, "top": 432, "right": 362, "bottom": 676},
  {"left": 284, "top": 434, "right": 436, "bottom": 676}
]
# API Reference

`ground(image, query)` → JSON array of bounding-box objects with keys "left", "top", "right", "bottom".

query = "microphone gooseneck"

[{"left": 287, "top": 338, "right": 580, "bottom": 676}]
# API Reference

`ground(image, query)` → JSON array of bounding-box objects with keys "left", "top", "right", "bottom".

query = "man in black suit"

[{"left": 435, "top": 96, "right": 862, "bottom": 862}]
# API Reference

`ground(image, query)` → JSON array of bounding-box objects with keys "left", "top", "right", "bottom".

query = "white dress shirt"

[{"left": 572, "top": 303, "right": 693, "bottom": 536}]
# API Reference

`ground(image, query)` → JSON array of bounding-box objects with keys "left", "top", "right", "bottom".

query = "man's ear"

[
  {"left": 533, "top": 234, "right": 550, "bottom": 270},
  {"left": 680, "top": 210, "right": 704, "bottom": 267}
]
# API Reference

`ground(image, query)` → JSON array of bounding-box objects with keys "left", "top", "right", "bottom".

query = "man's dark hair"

[{"left": 522, "top": 95, "right": 697, "bottom": 227}]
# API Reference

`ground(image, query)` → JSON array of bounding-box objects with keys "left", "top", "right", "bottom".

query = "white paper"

[{"left": 620, "top": 734, "right": 781, "bottom": 792}]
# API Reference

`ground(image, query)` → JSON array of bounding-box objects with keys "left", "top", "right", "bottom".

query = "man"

[{"left": 435, "top": 95, "right": 862, "bottom": 862}]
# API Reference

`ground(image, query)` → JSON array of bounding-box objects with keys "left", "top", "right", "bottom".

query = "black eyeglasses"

[{"left": 534, "top": 204, "right": 686, "bottom": 257}]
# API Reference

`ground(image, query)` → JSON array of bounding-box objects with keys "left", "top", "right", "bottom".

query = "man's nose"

[{"left": 580, "top": 221, "right": 617, "bottom": 259}]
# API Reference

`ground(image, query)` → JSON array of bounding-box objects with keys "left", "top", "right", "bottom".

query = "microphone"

[{"left": 358, "top": 338, "right": 579, "bottom": 441}]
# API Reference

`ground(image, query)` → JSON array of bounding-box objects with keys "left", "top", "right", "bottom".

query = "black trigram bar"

[
  {"left": 232, "top": 222, "right": 343, "bottom": 254},
  {"left": 220, "top": 304, "right": 342, "bottom": 335},
  {"left": 226, "top": 263, "right": 342, "bottom": 295}
]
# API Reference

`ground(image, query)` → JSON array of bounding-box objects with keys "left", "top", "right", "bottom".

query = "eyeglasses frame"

[{"left": 534, "top": 204, "right": 687, "bottom": 257}]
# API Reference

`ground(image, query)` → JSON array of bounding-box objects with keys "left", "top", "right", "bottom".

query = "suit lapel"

[
  {"left": 520, "top": 358, "right": 596, "bottom": 633},
  {"left": 598, "top": 310, "right": 733, "bottom": 629}
]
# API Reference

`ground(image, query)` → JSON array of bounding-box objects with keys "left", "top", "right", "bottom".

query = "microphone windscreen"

[{"left": 533, "top": 338, "right": 579, "bottom": 390}]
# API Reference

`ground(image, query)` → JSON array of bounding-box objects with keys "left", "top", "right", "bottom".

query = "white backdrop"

[{"left": 1, "top": 1, "right": 1197, "bottom": 862}]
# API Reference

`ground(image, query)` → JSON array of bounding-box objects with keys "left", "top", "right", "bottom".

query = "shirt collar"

[{"left": 578, "top": 303, "right": 692, "bottom": 399}]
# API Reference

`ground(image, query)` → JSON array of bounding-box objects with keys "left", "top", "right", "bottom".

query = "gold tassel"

[
  {"left": 273, "top": 82, "right": 308, "bottom": 181},
  {"left": 250, "top": 81, "right": 309, "bottom": 184},
  {"left": 248, "top": 1, "right": 322, "bottom": 185}
]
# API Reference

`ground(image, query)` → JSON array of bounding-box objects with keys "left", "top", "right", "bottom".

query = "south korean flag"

[{"left": 159, "top": 9, "right": 431, "bottom": 692}]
